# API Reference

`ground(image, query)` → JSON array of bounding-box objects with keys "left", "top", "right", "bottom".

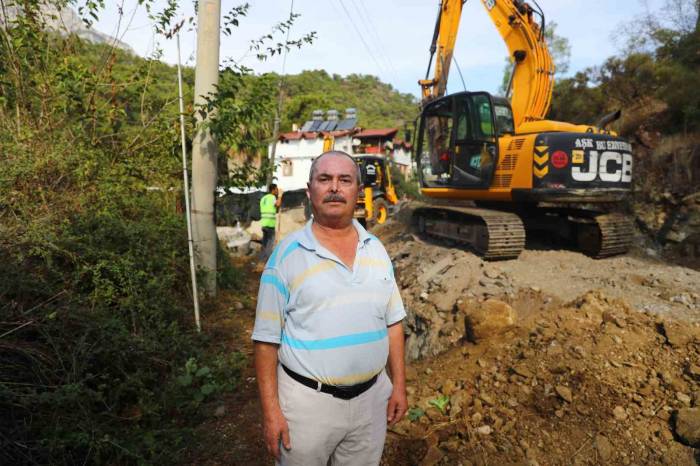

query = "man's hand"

[
  {"left": 254, "top": 342, "right": 289, "bottom": 460},
  {"left": 386, "top": 385, "right": 408, "bottom": 426},
  {"left": 386, "top": 322, "right": 407, "bottom": 426},
  {"left": 263, "top": 405, "right": 291, "bottom": 460},
  {"left": 275, "top": 189, "right": 283, "bottom": 208}
]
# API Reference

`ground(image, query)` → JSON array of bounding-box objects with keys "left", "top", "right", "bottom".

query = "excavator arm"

[
  {"left": 419, "top": 0, "right": 465, "bottom": 103},
  {"left": 419, "top": 0, "right": 555, "bottom": 129}
]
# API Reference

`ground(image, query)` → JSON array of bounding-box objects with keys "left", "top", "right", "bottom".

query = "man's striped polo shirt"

[{"left": 252, "top": 219, "right": 406, "bottom": 386}]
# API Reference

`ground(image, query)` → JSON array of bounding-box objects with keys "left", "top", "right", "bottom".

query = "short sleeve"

[
  {"left": 385, "top": 267, "right": 406, "bottom": 326},
  {"left": 252, "top": 267, "right": 289, "bottom": 344}
]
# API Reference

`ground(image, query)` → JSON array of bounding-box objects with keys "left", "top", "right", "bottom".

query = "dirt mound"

[
  {"left": 372, "top": 220, "right": 700, "bottom": 465},
  {"left": 384, "top": 290, "right": 700, "bottom": 465},
  {"left": 376, "top": 219, "right": 700, "bottom": 361}
]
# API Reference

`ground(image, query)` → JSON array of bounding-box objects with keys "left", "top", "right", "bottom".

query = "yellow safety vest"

[{"left": 260, "top": 193, "right": 277, "bottom": 228}]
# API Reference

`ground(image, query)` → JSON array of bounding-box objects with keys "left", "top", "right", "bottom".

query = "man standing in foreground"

[
  {"left": 259, "top": 184, "right": 282, "bottom": 261},
  {"left": 253, "top": 151, "right": 407, "bottom": 465}
]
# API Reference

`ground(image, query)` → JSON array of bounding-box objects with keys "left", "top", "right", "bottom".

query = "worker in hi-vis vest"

[{"left": 259, "top": 183, "right": 282, "bottom": 261}]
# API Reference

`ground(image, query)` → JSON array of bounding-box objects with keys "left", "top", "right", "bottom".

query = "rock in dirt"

[
  {"left": 433, "top": 289, "right": 460, "bottom": 313},
  {"left": 677, "top": 392, "right": 692, "bottom": 406},
  {"left": 594, "top": 434, "right": 613, "bottom": 461},
  {"left": 686, "top": 364, "right": 700, "bottom": 380},
  {"left": 674, "top": 408, "right": 700, "bottom": 447},
  {"left": 420, "top": 445, "right": 444, "bottom": 466},
  {"left": 602, "top": 310, "right": 626, "bottom": 328},
  {"left": 613, "top": 406, "right": 628, "bottom": 421},
  {"left": 555, "top": 385, "right": 573, "bottom": 403},
  {"left": 512, "top": 365, "right": 533, "bottom": 379},
  {"left": 461, "top": 299, "right": 516, "bottom": 342},
  {"left": 418, "top": 256, "right": 454, "bottom": 287},
  {"left": 476, "top": 425, "right": 492, "bottom": 435}
]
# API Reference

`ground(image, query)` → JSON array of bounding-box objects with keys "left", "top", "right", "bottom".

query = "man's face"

[{"left": 307, "top": 154, "right": 359, "bottom": 224}]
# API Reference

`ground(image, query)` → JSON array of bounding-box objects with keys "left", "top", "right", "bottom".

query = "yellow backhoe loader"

[
  {"left": 353, "top": 155, "right": 399, "bottom": 227},
  {"left": 413, "top": 0, "right": 634, "bottom": 259}
]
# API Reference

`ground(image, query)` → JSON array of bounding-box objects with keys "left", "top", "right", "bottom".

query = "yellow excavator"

[{"left": 414, "top": 0, "right": 634, "bottom": 259}]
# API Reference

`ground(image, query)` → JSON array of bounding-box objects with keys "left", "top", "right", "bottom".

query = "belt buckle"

[{"left": 333, "top": 383, "right": 362, "bottom": 399}]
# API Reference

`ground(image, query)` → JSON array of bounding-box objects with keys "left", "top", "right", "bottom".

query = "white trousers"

[{"left": 276, "top": 365, "right": 393, "bottom": 466}]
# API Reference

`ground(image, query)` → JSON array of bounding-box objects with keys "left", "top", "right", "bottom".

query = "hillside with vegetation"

[
  {"left": 276, "top": 70, "right": 418, "bottom": 130},
  {"left": 221, "top": 70, "right": 418, "bottom": 159}
]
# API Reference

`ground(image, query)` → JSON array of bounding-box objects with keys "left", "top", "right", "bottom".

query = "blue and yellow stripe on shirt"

[{"left": 252, "top": 219, "right": 406, "bottom": 386}]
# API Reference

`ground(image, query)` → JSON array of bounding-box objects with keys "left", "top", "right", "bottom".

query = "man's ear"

[{"left": 306, "top": 183, "right": 311, "bottom": 200}]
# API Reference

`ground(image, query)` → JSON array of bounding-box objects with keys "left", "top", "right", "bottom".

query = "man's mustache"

[{"left": 323, "top": 194, "right": 346, "bottom": 203}]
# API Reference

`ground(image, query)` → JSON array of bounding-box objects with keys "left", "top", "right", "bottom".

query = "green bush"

[
  {"left": 0, "top": 10, "right": 245, "bottom": 464},
  {"left": 393, "top": 170, "right": 423, "bottom": 200},
  {"left": 1, "top": 183, "right": 245, "bottom": 464}
]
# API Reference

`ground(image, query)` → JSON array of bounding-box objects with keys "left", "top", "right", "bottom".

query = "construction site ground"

[{"left": 193, "top": 206, "right": 700, "bottom": 465}]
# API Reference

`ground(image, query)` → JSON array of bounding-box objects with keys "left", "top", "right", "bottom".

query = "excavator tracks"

[
  {"left": 414, "top": 204, "right": 526, "bottom": 260},
  {"left": 576, "top": 212, "right": 635, "bottom": 258},
  {"left": 411, "top": 202, "right": 634, "bottom": 260}
]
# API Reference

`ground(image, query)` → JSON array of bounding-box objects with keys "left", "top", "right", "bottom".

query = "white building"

[
  {"left": 354, "top": 128, "right": 414, "bottom": 178},
  {"left": 269, "top": 130, "right": 355, "bottom": 191},
  {"left": 268, "top": 109, "right": 413, "bottom": 192}
]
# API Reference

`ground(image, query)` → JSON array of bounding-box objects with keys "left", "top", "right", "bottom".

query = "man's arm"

[
  {"left": 386, "top": 321, "right": 408, "bottom": 426},
  {"left": 275, "top": 190, "right": 283, "bottom": 208},
  {"left": 254, "top": 341, "right": 290, "bottom": 460}
]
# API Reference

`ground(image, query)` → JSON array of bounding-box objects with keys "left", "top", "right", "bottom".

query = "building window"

[{"left": 281, "top": 159, "right": 293, "bottom": 177}]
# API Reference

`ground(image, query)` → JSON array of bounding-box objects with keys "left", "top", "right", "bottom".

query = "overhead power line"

[
  {"left": 334, "top": 0, "right": 388, "bottom": 78},
  {"left": 353, "top": 0, "right": 399, "bottom": 82}
]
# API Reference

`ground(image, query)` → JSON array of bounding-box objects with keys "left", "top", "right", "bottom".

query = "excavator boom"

[
  {"left": 420, "top": 0, "right": 554, "bottom": 129},
  {"left": 419, "top": 0, "right": 464, "bottom": 102}
]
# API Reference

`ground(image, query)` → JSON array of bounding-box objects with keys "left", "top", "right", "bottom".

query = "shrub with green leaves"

[{"left": 0, "top": 2, "right": 252, "bottom": 464}]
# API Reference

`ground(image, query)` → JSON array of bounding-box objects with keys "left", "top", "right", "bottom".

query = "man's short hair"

[
  {"left": 268, "top": 183, "right": 277, "bottom": 192},
  {"left": 308, "top": 151, "right": 362, "bottom": 185}
]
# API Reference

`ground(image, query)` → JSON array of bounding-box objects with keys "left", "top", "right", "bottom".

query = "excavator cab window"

[
  {"left": 418, "top": 98, "right": 454, "bottom": 185},
  {"left": 418, "top": 92, "right": 499, "bottom": 189},
  {"left": 494, "top": 102, "right": 515, "bottom": 135}
]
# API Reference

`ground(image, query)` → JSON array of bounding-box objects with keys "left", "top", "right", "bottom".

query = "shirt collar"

[{"left": 298, "top": 218, "right": 372, "bottom": 251}]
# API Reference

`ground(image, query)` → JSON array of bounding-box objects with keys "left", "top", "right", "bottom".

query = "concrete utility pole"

[{"left": 191, "top": 0, "right": 221, "bottom": 296}]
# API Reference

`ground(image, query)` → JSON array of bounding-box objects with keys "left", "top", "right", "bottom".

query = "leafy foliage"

[
  {"left": 278, "top": 70, "right": 418, "bottom": 131},
  {"left": 407, "top": 406, "right": 425, "bottom": 421},
  {"left": 428, "top": 395, "right": 450, "bottom": 414},
  {"left": 0, "top": 2, "right": 254, "bottom": 464},
  {"left": 549, "top": 0, "right": 699, "bottom": 135}
]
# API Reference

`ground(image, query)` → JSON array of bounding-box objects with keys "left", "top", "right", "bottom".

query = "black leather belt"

[{"left": 282, "top": 365, "right": 378, "bottom": 400}]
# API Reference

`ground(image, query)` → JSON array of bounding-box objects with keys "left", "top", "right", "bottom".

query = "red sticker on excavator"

[{"left": 552, "top": 151, "right": 569, "bottom": 169}]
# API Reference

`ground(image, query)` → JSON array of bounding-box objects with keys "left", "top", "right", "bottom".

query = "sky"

[{"left": 94, "top": 0, "right": 663, "bottom": 99}]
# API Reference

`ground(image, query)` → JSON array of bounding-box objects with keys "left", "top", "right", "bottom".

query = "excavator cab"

[{"left": 417, "top": 92, "right": 512, "bottom": 190}]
